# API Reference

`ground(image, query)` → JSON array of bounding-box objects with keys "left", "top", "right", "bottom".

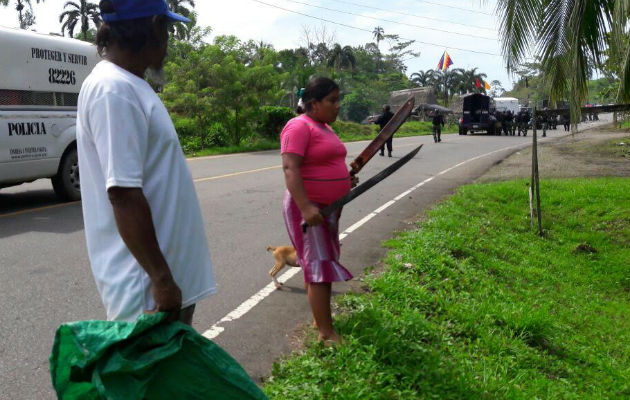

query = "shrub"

[
  {"left": 259, "top": 106, "right": 295, "bottom": 139},
  {"left": 180, "top": 135, "right": 202, "bottom": 154},
  {"left": 331, "top": 120, "right": 377, "bottom": 138},
  {"left": 172, "top": 115, "right": 200, "bottom": 137},
  {"left": 341, "top": 91, "right": 374, "bottom": 123},
  {"left": 206, "top": 122, "right": 230, "bottom": 147}
]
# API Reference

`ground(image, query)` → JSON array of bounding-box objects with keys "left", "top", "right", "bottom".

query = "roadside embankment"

[{"left": 263, "top": 124, "right": 630, "bottom": 399}]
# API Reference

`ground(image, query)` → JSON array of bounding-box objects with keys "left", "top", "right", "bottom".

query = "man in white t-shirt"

[{"left": 76, "top": 0, "right": 216, "bottom": 323}]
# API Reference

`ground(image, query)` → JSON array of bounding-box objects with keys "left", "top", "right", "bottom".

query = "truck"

[
  {"left": 0, "top": 26, "right": 99, "bottom": 200},
  {"left": 493, "top": 97, "right": 520, "bottom": 114},
  {"left": 458, "top": 93, "right": 501, "bottom": 135}
]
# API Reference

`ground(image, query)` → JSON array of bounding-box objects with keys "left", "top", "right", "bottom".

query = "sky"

[{"left": 0, "top": 0, "right": 514, "bottom": 90}]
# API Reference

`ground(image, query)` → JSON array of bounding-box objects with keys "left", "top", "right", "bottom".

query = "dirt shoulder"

[{"left": 478, "top": 124, "right": 630, "bottom": 182}]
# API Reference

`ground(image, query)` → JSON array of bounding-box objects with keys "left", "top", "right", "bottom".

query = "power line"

[
  {"left": 415, "top": 1, "right": 494, "bottom": 16},
  {"left": 283, "top": 0, "right": 497, "bottom": 41},
  {"left": 248, "top": 0, "right": 502, "bottom": 56},
  {"left": 324, "top": 0, "right": 496, "bottom": 32}
]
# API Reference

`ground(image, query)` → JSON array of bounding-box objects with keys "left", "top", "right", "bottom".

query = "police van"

[
  {"left": 493, "top": 97, "right": 520, "bottom": 114},
  {"left": 0, "top": 26, "right": 99, "bottom": 200}
]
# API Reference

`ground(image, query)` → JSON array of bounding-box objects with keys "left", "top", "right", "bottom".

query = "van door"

[{"left": 1, "top": 110, "right": 53, "bottom": 164}]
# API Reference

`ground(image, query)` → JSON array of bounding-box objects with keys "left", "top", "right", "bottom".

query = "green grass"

[
  {"left": 184, "top": 139, "right": 279, "bottom": 158},
  {"left": 333, "top": 120, "right": 458, "bottom": 142},
  {"left": 592, "top": 135, "right": 630, "bottom": 159},
  {"left": 263, "top": 178, "right": 630, "bottom": 399}
]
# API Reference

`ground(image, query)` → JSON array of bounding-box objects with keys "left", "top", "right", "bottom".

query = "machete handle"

[{"left": 349, "top": 161, "right": 361, "bottom": 176}]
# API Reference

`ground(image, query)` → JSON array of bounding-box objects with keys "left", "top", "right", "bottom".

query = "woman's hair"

[
  {"left": 96, "top": 0, "right": 167, "bottom": 56},
  {"left": 302, "top": 77, "right": 339, "bottom": 112}
]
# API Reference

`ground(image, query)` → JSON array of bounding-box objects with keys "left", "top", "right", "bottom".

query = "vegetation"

[
  {"left": 3, "top": 0, "right": 624, "bottom": 154},
  {"left": 410, "top": 67, "right": 492, "bottom": 106},
  {"left": 264, "top": 177, "right": 630, "bottom": 399},
  {"left": 0, "top": 0, "right": 44, "bottom": 29},
  {"left": 59, "top": 0, "right": 101, "bottom": 40},
  {"left": 493, "top": 0, "right": 629, "bottom": 120},
  {"left": 157, "top": 16, "right": 423, "bottom": 149}
]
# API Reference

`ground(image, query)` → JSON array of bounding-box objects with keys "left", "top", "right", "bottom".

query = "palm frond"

[{"left": 494, "top": 0, "right": 543, "bottom": 71}]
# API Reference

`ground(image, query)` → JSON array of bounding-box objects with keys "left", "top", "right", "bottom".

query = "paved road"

[{"left": 0, "top": 119, "right": 610, "bottom": 398}]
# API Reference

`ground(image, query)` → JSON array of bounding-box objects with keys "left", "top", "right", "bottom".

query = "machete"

[
  {"left": 302, "top": 144, "right": 423, "bottom": 232},
  {"left": 349, "top": 96, "right": 415, "bottom": 176}
]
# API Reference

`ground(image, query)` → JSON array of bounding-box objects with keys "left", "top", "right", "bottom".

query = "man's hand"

[
  {"left": 151, "top": 274, "right": 182, "bottom": 321},
  {"left": 302, "top": 203, "right": 324, "bottom": 226}
]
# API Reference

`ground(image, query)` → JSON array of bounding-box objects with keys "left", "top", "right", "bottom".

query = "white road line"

[{"left": 201, "top": 143, "right": 523, "bottom": 339}]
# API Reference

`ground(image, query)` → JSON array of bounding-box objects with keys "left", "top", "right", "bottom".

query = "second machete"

[{"left": 302, "top": 144, "right": 423, "bottom": 232}]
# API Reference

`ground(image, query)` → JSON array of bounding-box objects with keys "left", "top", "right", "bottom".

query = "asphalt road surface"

[{"left": 0, "top": 118, "right": 610, "bottom": 398}]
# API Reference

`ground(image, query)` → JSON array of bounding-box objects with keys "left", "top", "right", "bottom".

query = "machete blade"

[{"left": 302, "top": 144, "right": 423, "bottom": 232}]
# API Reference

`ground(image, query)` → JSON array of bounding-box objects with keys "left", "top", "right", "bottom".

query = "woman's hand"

[
  {"left": 351, "top": 175, "right": 359, "bottom": 188},
  {"left": 302, "top": 203, "right": 324, "bottom": 226}
]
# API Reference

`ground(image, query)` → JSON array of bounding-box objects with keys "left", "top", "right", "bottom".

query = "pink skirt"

[{"left": 283, "top": 191, "right": 353, "bottom": 283}]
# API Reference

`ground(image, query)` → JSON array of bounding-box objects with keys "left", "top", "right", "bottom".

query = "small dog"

[{"left": 267, "top": 245, "right": 299, "bottom": 288}]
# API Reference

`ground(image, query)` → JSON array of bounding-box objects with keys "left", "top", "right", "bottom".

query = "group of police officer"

[{"left": 493, "top": 109, "right": 575, "bottom": 137}]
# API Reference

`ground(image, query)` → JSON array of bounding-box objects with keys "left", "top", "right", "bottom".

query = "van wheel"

[{"left": 52, "top": 147, "right": 81, "bottom": 201}]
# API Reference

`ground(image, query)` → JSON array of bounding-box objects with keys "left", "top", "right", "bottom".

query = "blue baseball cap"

[{"left": 101, "top": 0, "right": 191, "bottom": 23}]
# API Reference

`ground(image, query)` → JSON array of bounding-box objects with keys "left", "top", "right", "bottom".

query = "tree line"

[{"left": 3, "top": 0, "right": 626, "bottom": 143}]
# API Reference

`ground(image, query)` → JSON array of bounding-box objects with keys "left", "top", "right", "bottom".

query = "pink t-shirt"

[{"left": 281, "top": 114, "right": 351, "bottom": 205}]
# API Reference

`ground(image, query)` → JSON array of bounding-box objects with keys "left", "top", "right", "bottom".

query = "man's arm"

[{"left": 108, "top": 187, "right": 182, "bottom": 315}]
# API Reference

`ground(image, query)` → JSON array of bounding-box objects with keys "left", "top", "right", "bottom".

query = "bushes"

[
  {"left": 331, "top": 120, "right": 378, "bottom": 140},
  {"left": 340, "top": 91, "right": 374, "bottom": 123},
  {"left": 172, "top": 115, "right": 230, "bottom": 153},
  {"left": 259, "top": 106, "right": 295, "bottom": 139}
]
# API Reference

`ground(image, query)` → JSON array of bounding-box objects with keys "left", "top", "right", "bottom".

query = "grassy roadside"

[
  {"left": 183, "top": 121, "right": 457, "bottom": 158},
  {"left": 263, "top": 177, "right": 630, "bottom": 399}
]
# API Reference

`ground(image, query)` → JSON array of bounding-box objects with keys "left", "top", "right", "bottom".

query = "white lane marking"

[
  {"left": 193, "top": 165, "right": 281, "bottom": 183},
  {"left": 203, "top": 267, "right": 302, "bottom": 340},
  {"left": 201, "top": 143, "right": 523, "bottom": 339}
]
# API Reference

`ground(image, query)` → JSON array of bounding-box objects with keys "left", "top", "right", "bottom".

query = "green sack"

[{"left": 50, "top": 313, "right": 268, "bottom": 400}]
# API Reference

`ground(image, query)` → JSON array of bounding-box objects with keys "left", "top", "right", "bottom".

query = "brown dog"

[{"left": 267, "top": 245, "right": 299, "bottom": 288}]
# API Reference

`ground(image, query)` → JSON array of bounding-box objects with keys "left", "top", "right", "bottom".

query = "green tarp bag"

[{"left": 50, "top": 312, "right": 268, "bottom": 399}]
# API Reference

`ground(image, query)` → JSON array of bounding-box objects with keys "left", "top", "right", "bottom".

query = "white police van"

[
  {"left": 0, "top": 26, "right": 99, "bottom": 200},
  {"left": 493, "top": 97, "right": 520, "bottom": 114}
]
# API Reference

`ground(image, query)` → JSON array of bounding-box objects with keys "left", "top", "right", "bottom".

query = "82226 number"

[{"left": 48, "top": 68, "right": 76, "bottom": 85}]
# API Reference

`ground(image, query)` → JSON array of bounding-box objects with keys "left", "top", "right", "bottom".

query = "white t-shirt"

[{"left": 76, "top": 60, "right": 216, "bottom": 321}]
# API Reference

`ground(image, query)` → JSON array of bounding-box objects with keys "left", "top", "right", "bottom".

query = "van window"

[{"left": 0, "top": 89, "right": 78, "bottom": 107}]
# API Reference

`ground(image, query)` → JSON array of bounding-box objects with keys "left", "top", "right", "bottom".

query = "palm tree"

[
  {"left": 166, "top": 0, "right": 195, "bottom": 39},
  {"left": 372, "top": 26, "right": 384, "bottom": 50},
  {"left": 456, "top": 67, "right": 487, "bottom": 94},
  {"left": 372, "top": 26, "right": 384, "bottom": 71},
  {"left": 59, "top": 0, "right": 101, "bottom": 40},
  {"left": 431, "top": 68, "right": 464, "bottom": 105},
  {"left": 327, "top": 44, "right": 356, "bottom": 73},
  {"left": 492, "top": 0, "right": 629, "bottom": 122},
  {"left": 0, "top": 0, "right": 45, "bottom": 29},
  {"left": 410, "top": 69, "right": 434, "bottom": 87}
]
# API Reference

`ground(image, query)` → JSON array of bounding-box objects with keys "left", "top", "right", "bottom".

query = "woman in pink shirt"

[{"left": 281, "top": 77, "right": 353, "bottom": 344}]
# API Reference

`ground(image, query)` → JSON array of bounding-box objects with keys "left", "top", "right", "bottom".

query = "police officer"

[
  {"left": 374, "top": 104, "right": 395, "bottom": 156},
  {"left": 541, "top": 109, "right": 548, "bottom": 137},
  {"left": 432, "top": 111, "right": 445, "bottom": 142},
  {"left": 503, "top": 110, "right": 514, "bottom": 136}
]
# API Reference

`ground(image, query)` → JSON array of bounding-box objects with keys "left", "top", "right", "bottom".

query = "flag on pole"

[
  {"left": 475, "top": 78, "right": 482, "bottom": 89},
  {"left": 437, "top": 51, "right": 453, "bottom": 71},
  {"left": 484, "top": 81, "right": 491, "bottom": 90}
]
